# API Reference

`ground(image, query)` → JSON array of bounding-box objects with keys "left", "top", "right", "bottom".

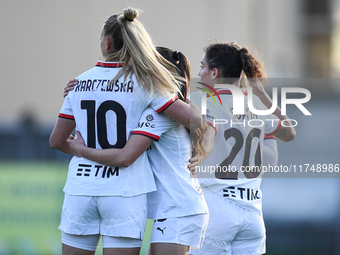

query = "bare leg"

[
  {"left": 149, "top": 243, "right": 189, "bottom": 255},
  {"left": 62, "top": 243, "right": 96, "bottom": 255},
  {"left": 103, "top": 247, "right": 141, "bottom": 255}
]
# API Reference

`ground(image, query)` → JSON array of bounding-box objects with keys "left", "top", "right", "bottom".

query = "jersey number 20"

[{"left": 216, "top": 127, "right": 261, "bottom": 180}]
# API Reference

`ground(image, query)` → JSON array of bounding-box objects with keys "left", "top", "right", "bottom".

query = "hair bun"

[
  {"left": 239, "top": 48, "right": 248, "bottom": 54},
  {"left": 123, "top": 8, "right": 138, "bottom": 22}
]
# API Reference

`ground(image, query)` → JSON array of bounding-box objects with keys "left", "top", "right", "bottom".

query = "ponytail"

[
  {"left": 102, "top": 8, "right": 183, "bottom": 98},
  {"left": 204, "top": 42, "right": 266, "bottom": 83},
  {"left": 156, "top": 47, "right": 190, "bottom": 102},
  {"left": 237, "top": 46, "right": 265, "bottom": 81}
]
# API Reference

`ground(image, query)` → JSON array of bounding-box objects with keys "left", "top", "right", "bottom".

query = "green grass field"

[{"left": 0, "top": 161, "right": 152, "bottom": 255}]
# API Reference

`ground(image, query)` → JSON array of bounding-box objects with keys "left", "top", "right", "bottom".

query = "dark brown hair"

[
  {"left": 155, "top": 46, "right": 207, "bottom": 157},
  {"left": 156, "top": 46, "right": 190, "bottom": 102},
  {"left": 204, "top": 42, "right": 266, "bottom": 83}
]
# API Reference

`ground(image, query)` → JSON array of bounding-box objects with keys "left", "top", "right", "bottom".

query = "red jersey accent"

[
  {"left": 207, "top": 121, "right": 218, "bottom": 133},
  {"left": 265, "top": 120, "right": 281, "bottom": 136},
  {"left": 95, "top": 61, "right": 124, "bottom": 68},
  {"left": 132, "top": 130, "right": 160, "bottom": 141},
  {"left": 58, "top": 113, "right": 75, "bottom": 120},
  {"left": 156, "top": 97, "right": 178, "bottom": 113}
]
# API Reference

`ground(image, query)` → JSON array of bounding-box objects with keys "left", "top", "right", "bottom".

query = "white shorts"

[
  {"left": 151, "top": 214, "right": 209, "bottom": 249},
  {"left": 59, "top": 193, "right": 147, "bottom": 239},
  {"left": 190, "top": 189, "right": 266, "bottom": 255}
]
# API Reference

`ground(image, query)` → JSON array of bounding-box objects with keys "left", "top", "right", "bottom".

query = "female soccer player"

[
  {"left": 64, "top": 47, "right": 209, "bottom": 255},
  {"left": 49, "top": 8, "right": 201, "bottom": 255},
  {"left": 189, "top": 42, "right": 295, "bottom": 255}
]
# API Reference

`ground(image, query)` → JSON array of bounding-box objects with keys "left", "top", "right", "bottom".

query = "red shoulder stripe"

[
  {"left": 156, "top": 97, "right": 178, "bottom": 113},
  {"left": 132, "top": 131, "right": 160, "bottom": 141},
  {"left": 58, "top": 113, "right": 75, "bottom": 120}
]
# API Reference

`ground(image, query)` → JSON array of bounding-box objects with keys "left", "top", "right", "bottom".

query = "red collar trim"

[{"left": 95, "top": 61, "right": 124, "bottom": 68}]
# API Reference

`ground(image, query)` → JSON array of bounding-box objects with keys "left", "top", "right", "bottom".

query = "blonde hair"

[
  {"left": 103, "top": 8, "right": 182, "bottom": 98},
  {"left": 191, "top": 117, "right": 208, "bottom": 157}
]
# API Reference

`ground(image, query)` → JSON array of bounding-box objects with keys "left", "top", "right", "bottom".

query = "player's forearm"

[
  {"left": 164, "top": 99, "right": 202, "bottom": 129},
  {"left": 76, "top": 134, "right": 152, "bottom": 167},
  {"left": 78, "top": 146, "right": 131, "bottom": 167},
  {"left": 256, "top": 91, "right": 296, "bottom": 142},
  {"left": 50, "top": 140, "right": 74, "bottom": 155}
]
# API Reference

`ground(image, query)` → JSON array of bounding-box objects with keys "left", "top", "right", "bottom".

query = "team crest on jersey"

[{"left": 146, "top": 114, "right": 154, "bottom": 122}]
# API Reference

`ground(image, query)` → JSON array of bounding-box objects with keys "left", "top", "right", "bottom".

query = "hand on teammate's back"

[{"left": 63, "top": 79, "right": 77, "bottom": 98}]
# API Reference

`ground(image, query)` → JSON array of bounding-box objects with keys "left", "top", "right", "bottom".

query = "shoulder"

[
  {"left": 139, "top": 108, "right": 171, "bottom": 123},
  {"left": 76, "top": 65, "right": 98, "bottom": 78}
]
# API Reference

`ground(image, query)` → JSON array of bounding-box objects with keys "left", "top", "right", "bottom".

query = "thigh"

[
  {"left": 150, "top": 242, "right": 189, "bottom": 255},
  {"left": 59, "top": 194, "right": 101, "bottom": 235},
  {"left": 103, "top": 247, "right": 141, "bottom": 255},
  {"left": 61, "top": 232, "right": 100, "bottom": 254},
  {"left": 98, "top": 194, "right": 148, "bottom": 239}
]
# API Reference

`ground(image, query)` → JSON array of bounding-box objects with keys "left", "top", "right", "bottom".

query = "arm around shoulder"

[
  {"left": 163, "top": 99, "right": 202, "bottom": 129},
  {"left": 251, "top": 83, "right": 296, "bottom": 142},
  {"left": 68, "top": 131, "right": 153, "bottom": 167}
]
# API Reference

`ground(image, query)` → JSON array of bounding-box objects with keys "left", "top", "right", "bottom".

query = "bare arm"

[
  {"left": 250, "top": 80, "right": 296, "bottom": 142},
  {"left": 67, "top": 130, "right": 153, "bottom": 167},
  {"left": 63, "top": 79, "right": 202, "bottom": 129},
  {"left": 49, "top": 118, "right": 76, "bottom": 154},
  {"left": 61, "top": 79, "right": 153, "bottom": 166},
  {"left": 164, "top": 98, "right": 202, "bottom": 129}
]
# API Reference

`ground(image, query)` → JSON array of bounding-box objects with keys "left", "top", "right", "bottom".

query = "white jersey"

[
  {"left": 263, "top": 135, "right": 279, "bottom": 168},
  {"left": 132, "top": 108, "right": 208, "bottom": 219},
  {"left": 59, "top": 61, "right": 177, "bottom": 196},
  {"left": 193, "top": 88, "right": 280, "bottom": 215}
]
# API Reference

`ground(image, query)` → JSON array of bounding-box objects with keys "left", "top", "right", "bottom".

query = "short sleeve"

[
  {"left": 132, "top": 108, "right": 173, "bottom": 141},
  {"left": 59, "top": 95, "right": 74, "bottom": 120},
  {"left": 149, "top": 93, "right": 178, "bottom": 114},
  {"left": 264, "top": 114, "right": 280, "bottom": 135}
]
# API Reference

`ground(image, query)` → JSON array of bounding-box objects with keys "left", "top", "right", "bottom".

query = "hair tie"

[
  {"left": 125, "top": 17, "right": 133, "bottom": 22},
  {"left": 173, "top": 51, "right": 181, "bottom": 61}
]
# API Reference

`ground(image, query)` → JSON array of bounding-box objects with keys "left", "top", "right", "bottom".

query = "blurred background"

[{"left": 0, "top": 0, "right": 339, "bottom": 254}]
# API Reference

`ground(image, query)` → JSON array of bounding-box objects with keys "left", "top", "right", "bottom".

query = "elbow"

[
  {"left": 120, "top": 160, "right": 132, "bottom": 168},
  {"left": 118, "top": 156, "right": 134, "bottom": 168},
  {"left": 49, "top": 137, "right": 61, "bottom": 150},
  {"left": 190, "top": 116, "right": 203, "bottom": 129},
  {"left": 283, "top": 129, "right": 297, "bottom": 142}
]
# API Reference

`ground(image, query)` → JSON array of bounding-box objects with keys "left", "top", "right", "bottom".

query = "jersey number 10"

[{"left": 81, "top": 100, "right": 127, "bottom": 149}]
